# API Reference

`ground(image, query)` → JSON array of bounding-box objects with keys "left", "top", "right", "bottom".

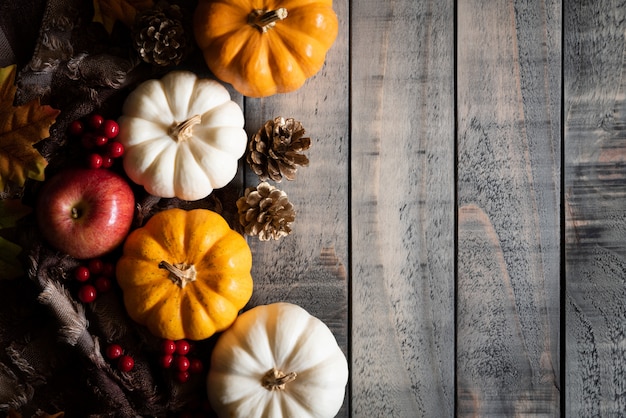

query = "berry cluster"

[
  {"left": 67, "top": 114, "right": 125, "bottom": 169},
  {"left": 105, "top": 343, "right": 135, "bottom": 372},
  {"left": 159, "top": 339, "right": 204, "bottom": 383},
  {"left": 73, "top": 258, "right": 115, "bottom": 303}
]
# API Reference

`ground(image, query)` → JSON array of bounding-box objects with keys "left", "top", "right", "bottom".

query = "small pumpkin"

[
  {"left": 116, "top": 208, "right": 253, "bottom": 341},
  {"left": 193, "top": 0, "right": 339, "bottom": 97},
  {"left": 207, "top": 302, "right": 348, "bottom": 418},
  {"left": 117, "top": 70, "right": 247, "bottom": 201}
]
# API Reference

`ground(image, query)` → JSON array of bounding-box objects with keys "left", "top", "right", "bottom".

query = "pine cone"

[
  {"left": 247, "top": 117, "right": 311, "bottom": 182},
  {"left": 132, "top": 4, "right": 187, "bottom": 67},
  {"left": 236, "top": 182, "right": 295, "bottom": 241}
]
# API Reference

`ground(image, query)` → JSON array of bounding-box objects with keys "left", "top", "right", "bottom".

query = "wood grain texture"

[
  {"left": 564, "top": 1, "right": 626, "bottom": 416},
  {"left": 456, "top": 0, "right": 561, "bottom": 415},
  {"left": 240, "top": 0, "right": 350, "bottom": 416},
  {"left": 350, "top": 0, "right": 455, "bottom": 415}
]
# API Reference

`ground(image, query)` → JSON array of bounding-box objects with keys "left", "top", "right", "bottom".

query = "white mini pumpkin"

[
  {"left": 117, "top": 71, "right": 247, "bottom": 201},
  {"left": 207, "top": 302, "right": 348, "bottom": 418}
]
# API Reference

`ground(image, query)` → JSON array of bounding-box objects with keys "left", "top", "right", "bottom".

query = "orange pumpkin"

[
  {"left": 116, "top": 208, "right": 253, "bottom": 341},
  {"left": 193, "top": 0, "right": 339, "bottom": 97}
]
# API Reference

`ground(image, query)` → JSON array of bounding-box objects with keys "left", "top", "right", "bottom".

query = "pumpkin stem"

[
  {"left": 261, "top": 368, "right": 297, "bottom": 391},
  {"left": 169, "top": 115, "right": 201, "bottom": 142},
  {"left": 158, "top": 261, "right": 197, "bottom": 288},
  {"left": 249, "top": 8, "right": 288, "bottom": 33}
]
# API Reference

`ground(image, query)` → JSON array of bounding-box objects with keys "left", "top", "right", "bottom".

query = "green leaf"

[
  {"left": 0, "top": 199, "right": 31, "bottom": 279},
  {"left": 0, "top": 235, "right": 23, "bottom": 279},
  {"left": 0, "top": 198, "right": 32, "bottom": 228}
]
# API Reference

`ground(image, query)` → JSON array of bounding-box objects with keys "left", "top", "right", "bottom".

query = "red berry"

[
  {"left": 78, "top": 284, "right": 97, "bottom": 303},
  {"left": 68, "top": 120, "right": 84, "bottom": 136},
  {"left": 94, "top": 276, "right": 112, "bottom": 293},
  {"left": 118, "top": 355, "right": 134, "bottom": 372},
  {"left": 160, "top": 354, "right": 173, "bottom": 369},
  {"left": 175, "top": 340, "right": 190, "bottom": 356},
  {"left": 161, "top": 339, "right": 177, "bottom": 355},
  {"left": 93, "top": 135, "right": 109, "bottom": 147},
  {"left": 87, "top": 153, "right": 103, "bottom": 169},
  {"left": 106, "top": 344, "right": 123, "bottom": 360},
  {"left": 74, "top": 266, "right": 90, "bottom": 282},
  {"left": 189, "top": 358, "right": 203, "bottom": 374},
  {"left": 88, "top": 259, "right": 104, "bottom": 275},
  {"left": 89, "top": 114, "right": 104, "bottom": 130},
  {"left": 101, "top": 120, "right": 120, "bottom": 138},
  {"left": 107, "top": 141, "right": 125, "bottom": 158},
  {"left": 102, "top": 155, "right": 115, "bottom": 168},
  {"left": 175, "top": 355, "right": 190, "bottom": 372},
  {"left": 176, "top": 370, "right": 190, "bottom": 383}
]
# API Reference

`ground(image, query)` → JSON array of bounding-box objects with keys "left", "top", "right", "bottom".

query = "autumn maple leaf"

[{"left": 0, "top": 65, "right": 60, "bottom": 191}]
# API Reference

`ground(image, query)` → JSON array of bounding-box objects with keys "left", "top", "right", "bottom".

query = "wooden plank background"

[
  {"left": 564, "top": 0, "right": 626, "bottom": 416},
  {"left": 350, "top": 0, "right": 455, "bottom": 415},
  {"left": 243, "top": 0, "right": 625, "bottom": 416},
  {"left": 3, "top": 0, "right": 625, "bottom": 416},
  {"left": 456, "top": 0, "right": 561, "bottom": 416}
]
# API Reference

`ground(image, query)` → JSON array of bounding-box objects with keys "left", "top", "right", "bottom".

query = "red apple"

[{"left": 36, "top": 168, "right": 135, "bottom": 259}]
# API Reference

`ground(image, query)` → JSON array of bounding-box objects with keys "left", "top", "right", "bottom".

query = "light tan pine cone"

[
  {"left": 236, "top": 182, "right": 295, "bottom": 241},
  {"left": 247, "top": 117, "right": 311, "bottom": 182}
]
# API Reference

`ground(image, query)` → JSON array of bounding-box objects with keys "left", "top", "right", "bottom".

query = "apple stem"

[
  {"left": 158, "top": 261, "right": 197, "bottom": 288},
  {"left": 71, "top": 207, "right": 81, "bottom": 219}
]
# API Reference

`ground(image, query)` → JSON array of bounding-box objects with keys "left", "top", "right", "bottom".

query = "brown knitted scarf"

[{"left": 0, "top": 0, "right": 234, "bottom": 416}]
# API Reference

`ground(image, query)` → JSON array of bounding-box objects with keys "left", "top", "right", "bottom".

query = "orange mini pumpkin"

[
  {"left": 116, "top": 208, "right": 253, "bottom": 341},
  {"left": 193, "top": 0, "right": 339, "bottom": 97}
]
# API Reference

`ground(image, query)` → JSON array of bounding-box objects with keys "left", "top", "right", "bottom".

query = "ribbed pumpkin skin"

[
  {"left": 116, "top": 208, "right": 253, "bottom": 341},
  {"left": 117, "top": 71, "right": 247, "bottom": 201},
  {"left": 193, "top": 0, "right": 339, "bottom": 97},
  {"left": 207, "top": 302, "right": 349, "bottom": 418}
]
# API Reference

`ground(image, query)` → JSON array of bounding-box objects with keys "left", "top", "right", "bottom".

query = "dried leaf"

[
  {"left": 0, "top": 65, "right": 60, "bottom": 190},
  {"left": 93, "top": 0, "right": 154, "bottom": 33},
  {"left": 0, "top": 198, "right": 32, "bottom": 229},
  {"left": 0, "top": 199, "right": 31, "bottom": 280}
]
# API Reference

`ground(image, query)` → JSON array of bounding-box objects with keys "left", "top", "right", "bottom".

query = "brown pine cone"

[
  {"left": 132, "top": 3, "right": 187, "bottom": 67},
  {"left": 247, "top": 117, "right": 311, "bottom": 182},
  {"left": 236, "top": 182, "right": 295, "bottom": 241}
]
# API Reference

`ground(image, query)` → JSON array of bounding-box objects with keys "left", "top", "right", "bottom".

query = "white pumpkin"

[
  {"left": 207, "top": 302, "right": 348, "bottom": 418},
  {"left": 117, "top": 71, "right": 247, "bottom": 201}
]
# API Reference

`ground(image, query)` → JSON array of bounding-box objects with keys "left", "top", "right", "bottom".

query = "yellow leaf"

[
  {"left": 93, "top": 0, "right": 154, "bottom": 33},
  {"left": 0, "top": 65, "right": 60, "bottom": 190}
]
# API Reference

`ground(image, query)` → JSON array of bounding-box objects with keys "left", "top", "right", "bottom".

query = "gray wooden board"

[
  {"left": 456, "top": 0, "right": 561, "bottom": 416},
  {"left": 564, "top": 1, "right": 626, "bottom": 416},
  {"left": 350, "top": 0, "right": 455, "bottom": 415}
]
